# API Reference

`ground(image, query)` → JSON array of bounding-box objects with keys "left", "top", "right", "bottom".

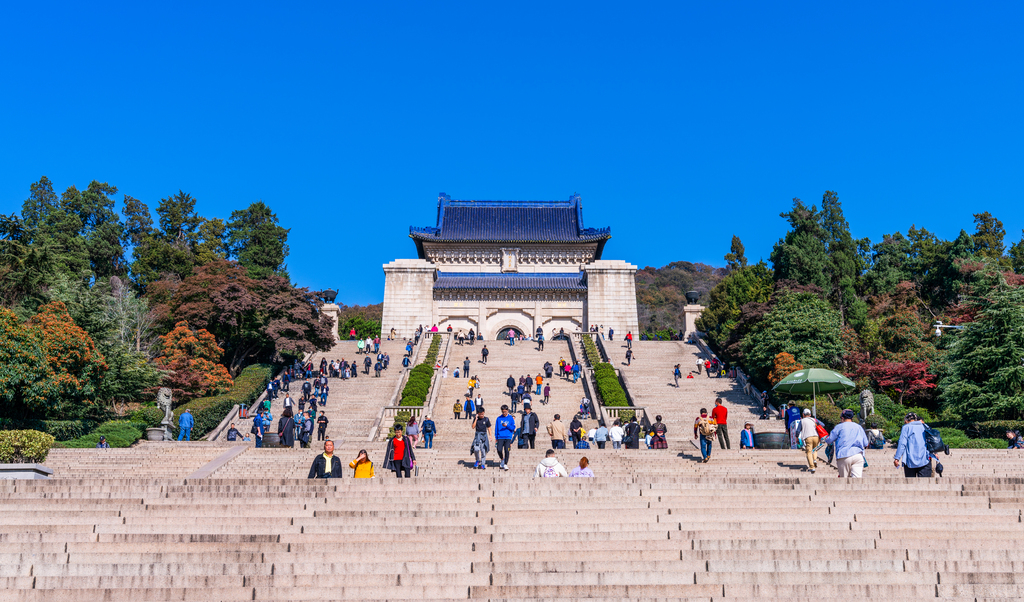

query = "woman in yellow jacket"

[{"left": 349, "top": 449, "right": 375, "bottom": 478}]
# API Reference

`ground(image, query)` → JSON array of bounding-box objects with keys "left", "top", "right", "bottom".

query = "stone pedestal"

[
  {"left": 0, "top": 463, "right": 53, "bottom": 479},
  {"left": 683, "top": 304, "right": 705, "bottom": 338},
  {"left": 322, "top": 303, "right": 342, "bottom": 343},
  {"left": 583, "top": 260, "right": 639, "bottom": 336},
  {"left": 382, "top": 259, "right": 436, "bottom": 339}
]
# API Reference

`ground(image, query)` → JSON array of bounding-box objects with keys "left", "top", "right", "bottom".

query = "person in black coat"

[
  {"left": 624, "top": 417, "right": 642, "bottom": 449},
  {"left": 384, "top": 425, "right": 416, "bottom": 478},
  {"left": 278, "top": 407, "right": 295, "bottom": 448},
  {"left": 308, "top": 440, "right": 343, "bottom": 478}
]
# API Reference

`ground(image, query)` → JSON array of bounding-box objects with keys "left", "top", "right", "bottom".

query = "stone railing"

[
  {"left": 603, "top": 405, "right": 648, "bottom": 426},
  {"left": 694, "top": 335, "right": 779, "bottom": 417},
  {"left": 206, "top": 352, "right": 310, "bottom": 441}
]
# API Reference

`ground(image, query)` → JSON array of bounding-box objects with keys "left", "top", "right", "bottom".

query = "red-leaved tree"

[
  {"left": 855, "top": 358, "right": 936, "bottom": 405},
  {"left": 153, "top": 321, "right": 233, "bottom": 404}
]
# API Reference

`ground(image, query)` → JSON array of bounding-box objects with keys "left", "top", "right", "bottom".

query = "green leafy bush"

[
  {"left": 0, "top": 429, "right": 55, "bottom": 463},
  {"left": 61, "top": 421, "right": 146, "bottom": 448},
  {"left": 171, "top": 364, "right": 273, "bottom": 438},
  {"left": 387, "top": 411, "right": 412, "bottom": 438},
  {"left": 591, "top": 362, "right": 628, "bottom": 407},
  {"left": 399, "top": 336, "right": 442, "bottom": 407},
  {"left": 862, "top": 414, "right": 887, "bottom": 430},
  {"left": 795, "top": 399, "right": 844, "bottom": 430},
  {"left": 0, "top": 418, "right": 96, "bottom": 441},
  {"left": 129, "top": 406, "right": 164, "bottom": 428}
]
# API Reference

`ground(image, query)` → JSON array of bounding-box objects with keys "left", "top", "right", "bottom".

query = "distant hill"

[{"left": 635, "top": 261, "right": 726, "bottom": 335}]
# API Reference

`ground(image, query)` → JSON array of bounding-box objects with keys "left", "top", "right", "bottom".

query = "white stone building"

[{"left": 382, "top": 194, "right": 639, "bottom": 340}]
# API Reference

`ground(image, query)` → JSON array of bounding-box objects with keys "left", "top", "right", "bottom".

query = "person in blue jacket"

[
  {"left": 784, "top": 402, "right": 803, "bottom": 448},
  {"left": 177, "top": 409, "right": 194, "bottom": 441},
  {"left": 494, "top": 404, "right": 517, "bottom": 471}
]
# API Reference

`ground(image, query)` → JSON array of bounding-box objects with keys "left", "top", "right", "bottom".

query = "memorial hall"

[{"left": 382, "top": 193, "right": 639, "bottom": 340}]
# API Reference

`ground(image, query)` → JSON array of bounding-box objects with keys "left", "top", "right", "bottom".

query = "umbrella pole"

[{"left": 813, "top": 384, "right": 817, "bottom": 419}]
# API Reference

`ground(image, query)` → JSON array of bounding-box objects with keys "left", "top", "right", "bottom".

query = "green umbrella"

[{"left": 772, "top": 368, "right": 856, "bottom": 419}]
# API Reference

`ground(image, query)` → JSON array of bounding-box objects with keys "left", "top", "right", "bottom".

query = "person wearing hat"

[
  {"left": 821, "top": 409, "right": 869, "bottom": 478},
  {"left": 795, "top": 408, "right": 821, "bottom": 473},
  {"left": 495, "top": 405, "right": 516, "bottom": 470},
  {"left": 740, "top": 423, "right": 755, "bottom": 449},
  {"left": 95, "top": 436, "right": 110, "bottom": 449},
  {"left": 520, "top": 404, "right": 539, "bottom": 449}
]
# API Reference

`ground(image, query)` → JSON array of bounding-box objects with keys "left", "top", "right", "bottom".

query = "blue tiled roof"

[
  {"left": 410, "top": 193, "right": 611, "bottom": 244},
  {"left": 434, "top": 272, "right": 587, "bottom": 292}
]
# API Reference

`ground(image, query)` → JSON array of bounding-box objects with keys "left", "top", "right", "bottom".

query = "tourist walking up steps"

[
  {"left": 278, "top": 408, "right": 295, "bottom": 448},
  {"left": 609, "top": 419, "right": 624, "bottom": 449},
  {"left": 694, "top": 408, "right": 717, "bottom": 463},
  {"left": 481, "top": 345, "right": 489, "bottom": 364},
  {"left": 674, "top": 364, "right": 681, "bottom": 387},
  {"left": 177, "top": 409, "right": 194, "bottom": 441},
  {"left": 822, "top": 409, "right": 869, "bottom": 478},
  {"left": 695, "top": 357, "right": 702, "bottom": 375},
  {"left": 507, "top": 375, "right": 516, "bottom": 395},
  {"left": 795, "top": 409, "right": 820, "bottom": 473},
  {"left": 384, "top": 425, "right": 416, "bottom": 478},
  {"left": 711, "top": 398, "right": 731, "bottom": 449},
  {"left": 547, "top": 414, "right": 567, "bottom": 449},
  {"left": 453, "top": 399, "right": 462, "bottom": 420},
  {"left": 495, "top": 405, "right": 516, "bottom": 471},
  {"left": 650, "top": 416, "right": 668, "bottom": 449},
  {"left": 308, "top": 440, "right": 343, "bottom": 478},
  {"left": 624, "top": 416, "right": 642, "bottom": 449},
  {"left": 535, "top": 449, "right": 568, "bottom": 477},
  {"left": 471, "top": 408, "right": 492, "bottom": 470},
  {"left": 625, "top": 348, "right": 633, "bottom": 366},
  {"left": 421, "top": 415, "right": 435, "bottom": 448},
  {"left": 894, "top": 412, "right": 932, "bottom": 477}
]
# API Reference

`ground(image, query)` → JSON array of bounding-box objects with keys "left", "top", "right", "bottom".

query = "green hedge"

[
  {"left": 795, "top": 399, "right": 844, "bottom": 430},
  {"left": 593, "top": 362, "right": 628, "bottom": 407},
  {"left": 0, "top": 418, "right": 97, "bottom": 441},
  {"left": 60, "top": 421, "right": 147, "bottom": 448},
  {"left": 129, "top": 406, "right": 164, "bottom": 428},
  {"left": 171, "top": 364, "right": 273, "bottom": 438},
  {"left": 388, "top": 411, "right": 412, "bottom": 438},
  {"left": 581, "top": 336, "right": 602, "bottom": 366},
  {"left": 399, "top": 336, "right": 441, "bottom": 407},
  {"left": 0, "top": 430, "right": 55, "bottom": 463}
]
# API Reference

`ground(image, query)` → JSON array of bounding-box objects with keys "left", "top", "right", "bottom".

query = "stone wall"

[
  {"left": 381, "top": 259, "right": 436, "bottom": 338},
  {"left": 583, "top": 260, "right": 639, "bottom": 336}
]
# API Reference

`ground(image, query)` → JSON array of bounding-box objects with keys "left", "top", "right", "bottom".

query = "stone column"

[
  {"left": 382, "top": 259, "right": 436, "bottom": 339},
  {"left": 583, "top": 260, "right": 639, "bottom": 336}
]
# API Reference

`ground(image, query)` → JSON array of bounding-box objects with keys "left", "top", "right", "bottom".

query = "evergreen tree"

[
  {"left": 724, "top": 235, "right": 747, "bottom": 270},
  {"left": 21, "top": 176, "right": 58, "bottom": 237},
  {"left": 121, "top": 195, "right": 153, "bottom": 248},
  {"left": 972, "top": 211, "right": 1007, "bottom": 264},
  {"left": 770, "top": 198, "right": 830, "bottom": 291},
  {"left": 157, "top": 191, "right": 202, "bottom": 246},
  {"left": 1009, "top": 230, "right": 1024, "bottom": 274},
  {"left": 226, "top": 201, "right": 290, "bottom": 280}
]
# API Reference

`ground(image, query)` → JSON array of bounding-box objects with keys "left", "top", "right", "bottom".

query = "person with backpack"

[
  {"left": 569, "top": 415, "right": 584, "bottom": 448},
  {"left": 421, "top": 415, "right": 436, "bottom": 448},
  {"left": 794, "top": 408, "right": 821, "bottom": 473},
  {"left": 481, "top": 345, "right": 489, "bottom": 364},
  {"left": 534, "top": 449, "right": 568, "bottom": 477},
  {"left": 894, "top": 412, "right": 933, "bottom": 477},
  {"left": 694, "top": 408, "right": 717, "bottom": 462},
  {"left": 495, "top": 405, "right": 516, "bottom": 471},
  {"left": 625, "top": 331, "right": 633, "bottom": 348},
  {"left": 867, "top": 428, "right": 886, "bottom": 449},
  {"left": 623, "top": 416, "right": 642, "bottom": 449},
  {"left": 650, "top": 416, "right": 668, "bottom": 449},
  {"left": 822, "top": 409, "right": 869, "bottom": 477},
  {"left": 625, "top": 348, "right": 634, "bottom": 366}
]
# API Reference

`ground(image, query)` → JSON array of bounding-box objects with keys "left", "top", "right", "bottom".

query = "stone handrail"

[{"left": 603, "top": 405, "right": 647, "bottom": 425}]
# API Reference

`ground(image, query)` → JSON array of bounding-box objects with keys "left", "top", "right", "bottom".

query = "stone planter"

[
  {"left": 754, "top": 432, "right": 789, "bottom": 450},
  {"left": 146, "top": 428, "right": 166, "bottom": 441},
  {"left": 0, "top": 463, "right": 53, "bottom": 480},
  {"left": 262, "top": 433, "right": 280, "bottom": 447}
]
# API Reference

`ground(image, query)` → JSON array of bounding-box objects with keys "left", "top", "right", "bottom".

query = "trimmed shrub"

[
  {"left": 795, "top": 400, "right": 844, "bottom": 430},
  {"left": 129, "top": 406, "right": 164, "bottom": 428},
  {"left": 399, "top": 336, "right": 442, "bottom": 407},
  {"left": 61, "top": 421, "right": 146, "bottom": 448},
  {"left": 0, "top": 419, "right": 96, "bottom": 441},
  {"left": 862, "top": 414, "right": 887, "bottom": 430},
  {"left": 616, "top": 410, "right": 636, "bottom": 423},
  {"left": 591, "top": 362, "right": 628, "bottom": 407},
  {"left": 387, "top": 411, "right": 413, "bottom": 438},
  {"left": 0, "top": 430, "right": 55, "bottom": 463},
  {"left": 171, "top": 364, "right": 273, "bottom": 438}
]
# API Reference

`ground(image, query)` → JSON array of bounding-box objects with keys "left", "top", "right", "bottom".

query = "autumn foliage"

[
  {"left": 154, "top": 321, "right": 233, "bottom": 404},
  {"left": 769, "top": 352, "right": 803, "bottom": 387}
]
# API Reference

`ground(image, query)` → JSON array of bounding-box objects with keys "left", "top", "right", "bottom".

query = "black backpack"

[{"left": 923, "top": 425, "right": 950, "bottom": 455}]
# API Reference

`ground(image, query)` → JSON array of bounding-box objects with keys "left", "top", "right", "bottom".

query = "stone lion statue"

[
  {"left": 157, "top": 387, "right": 174, "bottom": 440},
  {"left": 859, "top": 389, "right": 875, "bottom": 422}
]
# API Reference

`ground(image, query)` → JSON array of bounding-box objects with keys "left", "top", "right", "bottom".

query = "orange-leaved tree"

[
  {"left": 154, "top": 321, "right": 233, "bottom": 404},
  {"left": 769, "top": 352, "right": 803, "bottom": 387}
]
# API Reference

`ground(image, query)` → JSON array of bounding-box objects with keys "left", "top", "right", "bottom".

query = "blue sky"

[{"left": 2, "top": 2, "right": 1022, "bottom": 304}]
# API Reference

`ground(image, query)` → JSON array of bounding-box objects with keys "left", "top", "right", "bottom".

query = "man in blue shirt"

[
  {"left": 821, "top": 409, "right": 869, "bottom": 478},
  {"left": 894, "top": 412, "right": 932, "bottom": 477},
  {"left": 177, "top": 409, "right": 194, "bottom": 441},
  {"left": 495, "top": 405, "right": 517, "bottom": 471}
]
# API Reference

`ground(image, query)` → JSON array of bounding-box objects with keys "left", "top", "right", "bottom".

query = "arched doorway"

[{"left": 497, "top": 326, "right": 524, "bottom": 341}]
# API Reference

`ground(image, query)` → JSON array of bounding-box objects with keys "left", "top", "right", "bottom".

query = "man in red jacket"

[{"left": 711, "top": 398, "right": 730, "bottom": 449}]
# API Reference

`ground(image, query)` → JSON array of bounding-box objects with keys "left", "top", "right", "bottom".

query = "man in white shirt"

[
  {"left": 794, "top": 409, "right": 820, "bottom": 473},
  {"left": 608, "top": 419, "right": 625, "bottom": 449}
]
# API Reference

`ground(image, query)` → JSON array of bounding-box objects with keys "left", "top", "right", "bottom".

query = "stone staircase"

[
  {"left": 7, "top": 444, "right": 1024, "bottom": 600},
  {"left": 431, "top": 340, "right": 596, "bottom": 446},
  {"left": 615, "top": 340, "right": 763, "bottom": 442}
]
